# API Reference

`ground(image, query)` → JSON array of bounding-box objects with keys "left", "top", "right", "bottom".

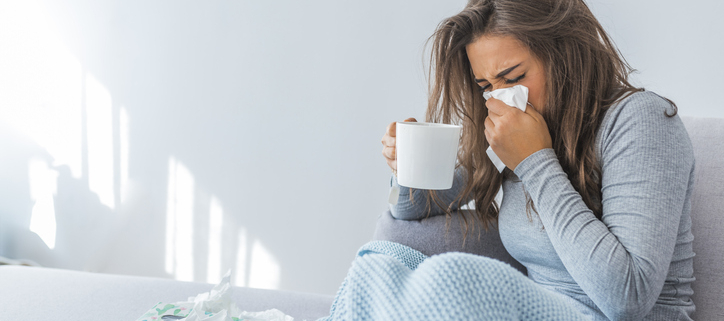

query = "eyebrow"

[{"left": 474, "top": 63, "right": 522, "bottom": 83}]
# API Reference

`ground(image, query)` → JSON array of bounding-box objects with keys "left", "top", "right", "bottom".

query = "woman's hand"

[
  {"left": 382, "top": 118, "right": 417, "bottom": 172},
  {"left": 484, "top": 98, "right": 552, "bottom": 171}
]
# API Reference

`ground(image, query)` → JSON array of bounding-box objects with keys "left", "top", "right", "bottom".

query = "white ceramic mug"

[{"left": 396, "top": 122, "right": 462, "bottom": 190}]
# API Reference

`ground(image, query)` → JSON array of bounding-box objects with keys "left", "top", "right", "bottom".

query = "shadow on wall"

[
  {"left": 0, "top": 122, "right": 116, "bottom": 271},
  {"left": 0, "top": 0, "right": 281, "bottom": 289},
  {"left": 0, "top": 124, "right": 52, "bottom": 264}
]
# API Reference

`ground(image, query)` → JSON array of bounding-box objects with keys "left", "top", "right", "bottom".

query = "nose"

[{"left": 490, "top": 82, "right": 515, "bottom": 92}]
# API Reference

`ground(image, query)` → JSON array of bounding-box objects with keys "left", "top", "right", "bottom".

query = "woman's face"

[{"left": 465, "top": 34, "right": 547, "bottom": 112}]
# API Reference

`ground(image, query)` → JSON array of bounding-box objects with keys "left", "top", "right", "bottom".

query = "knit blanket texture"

[{"left": 317, "top": 241, "right": 587, "bottom": 321}]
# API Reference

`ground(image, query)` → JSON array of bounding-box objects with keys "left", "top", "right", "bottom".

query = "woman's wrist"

[{"left": 512, "top": 148, "right": 557, "bottom": 179}]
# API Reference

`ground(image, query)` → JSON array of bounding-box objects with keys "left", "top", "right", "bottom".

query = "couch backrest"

[{"left": 681, "top": 116, "right": 724, "bottom": 320}]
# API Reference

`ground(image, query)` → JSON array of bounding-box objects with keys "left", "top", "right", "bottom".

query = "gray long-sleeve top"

[{"left": 389, "top": 91, "right": 696, "bottom": 321}]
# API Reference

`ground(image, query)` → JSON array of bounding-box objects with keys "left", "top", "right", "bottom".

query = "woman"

[{"left": 377, "top": 0, "right": 695, "bottom": 320}]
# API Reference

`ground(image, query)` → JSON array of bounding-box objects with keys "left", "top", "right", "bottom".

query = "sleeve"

[
  {"left": 512, "top": 93, "right": 694, "bottom": 321},
  {"left": 389, "top": 166, "right": 472, "bottom": 220}
]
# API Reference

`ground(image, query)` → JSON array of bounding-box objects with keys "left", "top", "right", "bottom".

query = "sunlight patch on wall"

[
  {"left": 248, "top": 239, "right": 281, "bottom": 290},
  {"left": 28, "top": 158, "right": 59, "bottom": 249},
  {"left": 234, "top": 227, "right": 248, "bottom": 287},
  {"left": 206, "top": 196, "right": 224, "bottom": 284},
  {"left": 119, "top": 106, "right": 130, "bottom": 204},
  {"left": 0, "top": 0, "right": 83, "bottom": 179},
  {"left": 165, "top": 156, "right": 195, "bottom": 282},
  {"left": 85, "top": 73, "right": 115, "bottom": 210}
]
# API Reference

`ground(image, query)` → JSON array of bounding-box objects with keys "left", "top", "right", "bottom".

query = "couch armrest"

[{"left": 0, "top": 266, "right": 334, "bottom": 320}]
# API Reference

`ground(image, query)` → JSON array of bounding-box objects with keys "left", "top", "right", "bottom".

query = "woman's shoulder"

[
  {"left": 598, "top": 90, "right": 682, "bottom": 140},
  {"left": 602, "top": 90, "right": 677, "bottom": 128},
  {"left": 596, "top": 90, "right": 691, "bottom": 158}
]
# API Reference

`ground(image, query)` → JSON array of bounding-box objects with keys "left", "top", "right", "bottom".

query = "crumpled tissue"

[
  {"left": 482, "top": 84, "right": 529, "bottom": 172},
  {"left": 136, "top": 271, "right": 294, "bottom": 321}
]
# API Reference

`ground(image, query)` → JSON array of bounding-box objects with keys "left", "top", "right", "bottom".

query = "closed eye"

[
  {"left": 478, "top": 73, "right": 526, "bottom": 94},
  {"left": 505, "top": 73, "right": 526, "bottom": 84}
]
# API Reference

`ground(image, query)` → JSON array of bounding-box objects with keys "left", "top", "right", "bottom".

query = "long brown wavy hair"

[{"left": 417, "top": 0, "right": 675, "bottom": 237}]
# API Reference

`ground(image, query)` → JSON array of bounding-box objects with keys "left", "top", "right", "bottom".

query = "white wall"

[
  {"left": 588, "top": 0, "right": 724, "bottom": 118},
  {"left": 0, "top": 0, "right": 468, "bottom": 295},
  {"left": 0, "top": 0, "right": 720, "bottom": 296}
]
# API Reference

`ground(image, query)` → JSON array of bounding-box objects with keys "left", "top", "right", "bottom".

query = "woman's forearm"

[{"left": 389, "top": 167, "right": 471, "bottom": 220}]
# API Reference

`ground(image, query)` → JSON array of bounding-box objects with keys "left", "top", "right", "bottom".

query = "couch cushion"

[
  {"left": 682, "top": 116, "right": 724, "bottom": 320},
  {"left": 373, "top": 209, "right": 527, "bottom": 275}
]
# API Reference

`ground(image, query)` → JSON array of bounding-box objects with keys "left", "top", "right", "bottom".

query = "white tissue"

[
  {"left": 388, "top": 184, "right": 399, "bottom": 205},
  {"left": 482, "top": 85, "right": 529, "bottom": 172},
  {"left": 482, "top": 85, "right": 528, "bottom": 112},
  {"left": 175, "top": 271, "right": 293, "bottom": 321}
]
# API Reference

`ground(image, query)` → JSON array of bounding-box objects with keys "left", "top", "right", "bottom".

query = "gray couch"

[{"left": 0, "top": 116, "right": 720, "bottom": 320}]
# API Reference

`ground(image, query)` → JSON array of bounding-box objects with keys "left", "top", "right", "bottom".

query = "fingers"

[
  {"left": 382, "top": 117, "right": 416, "bottom": 171},
  {"left": 525, "top": 103, "right": 546, "bottom": 123},
  {"left": 382, "top": 144, "right": 397, "bottom": 171},
  {"left": 386, "top": 121, "right": 397, "bottom": 137},
  {"left": 486, "top": 97, "right": 526, "bottom": 116},
  {"left": 484, "top": 116, "right": 495, "bottom": 145},
  {"left": 485, "top": 97, "right": 507, "bottom": 116},
  {"left": 386, "top": 118, "right": 418, "bottom": 138},
  {"left": 386, "top": 158, "right": 397, "bottom": 171},
  {"left": 382, "top": 117, "right": 416, "bottom": 144},
  {"left": 382, "top": 145, "right": 396, "bottom": 160},
  {"left": 484, "top": 115, "right": 495, "bottom": 132},
  {"left": 485, "top": 103, "right": 500, "bottom": 129},
  {"left": 381, "top": 134, "right": 395, "bottom": 147}
]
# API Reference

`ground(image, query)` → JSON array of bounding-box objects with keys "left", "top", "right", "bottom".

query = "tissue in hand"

[{"left": 482, "top": 85, "right": 529, "bottom": 172}]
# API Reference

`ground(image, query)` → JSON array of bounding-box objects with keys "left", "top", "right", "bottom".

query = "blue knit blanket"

[{"left": 317, "top": 241, "right": 587, "bottom": 321}]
